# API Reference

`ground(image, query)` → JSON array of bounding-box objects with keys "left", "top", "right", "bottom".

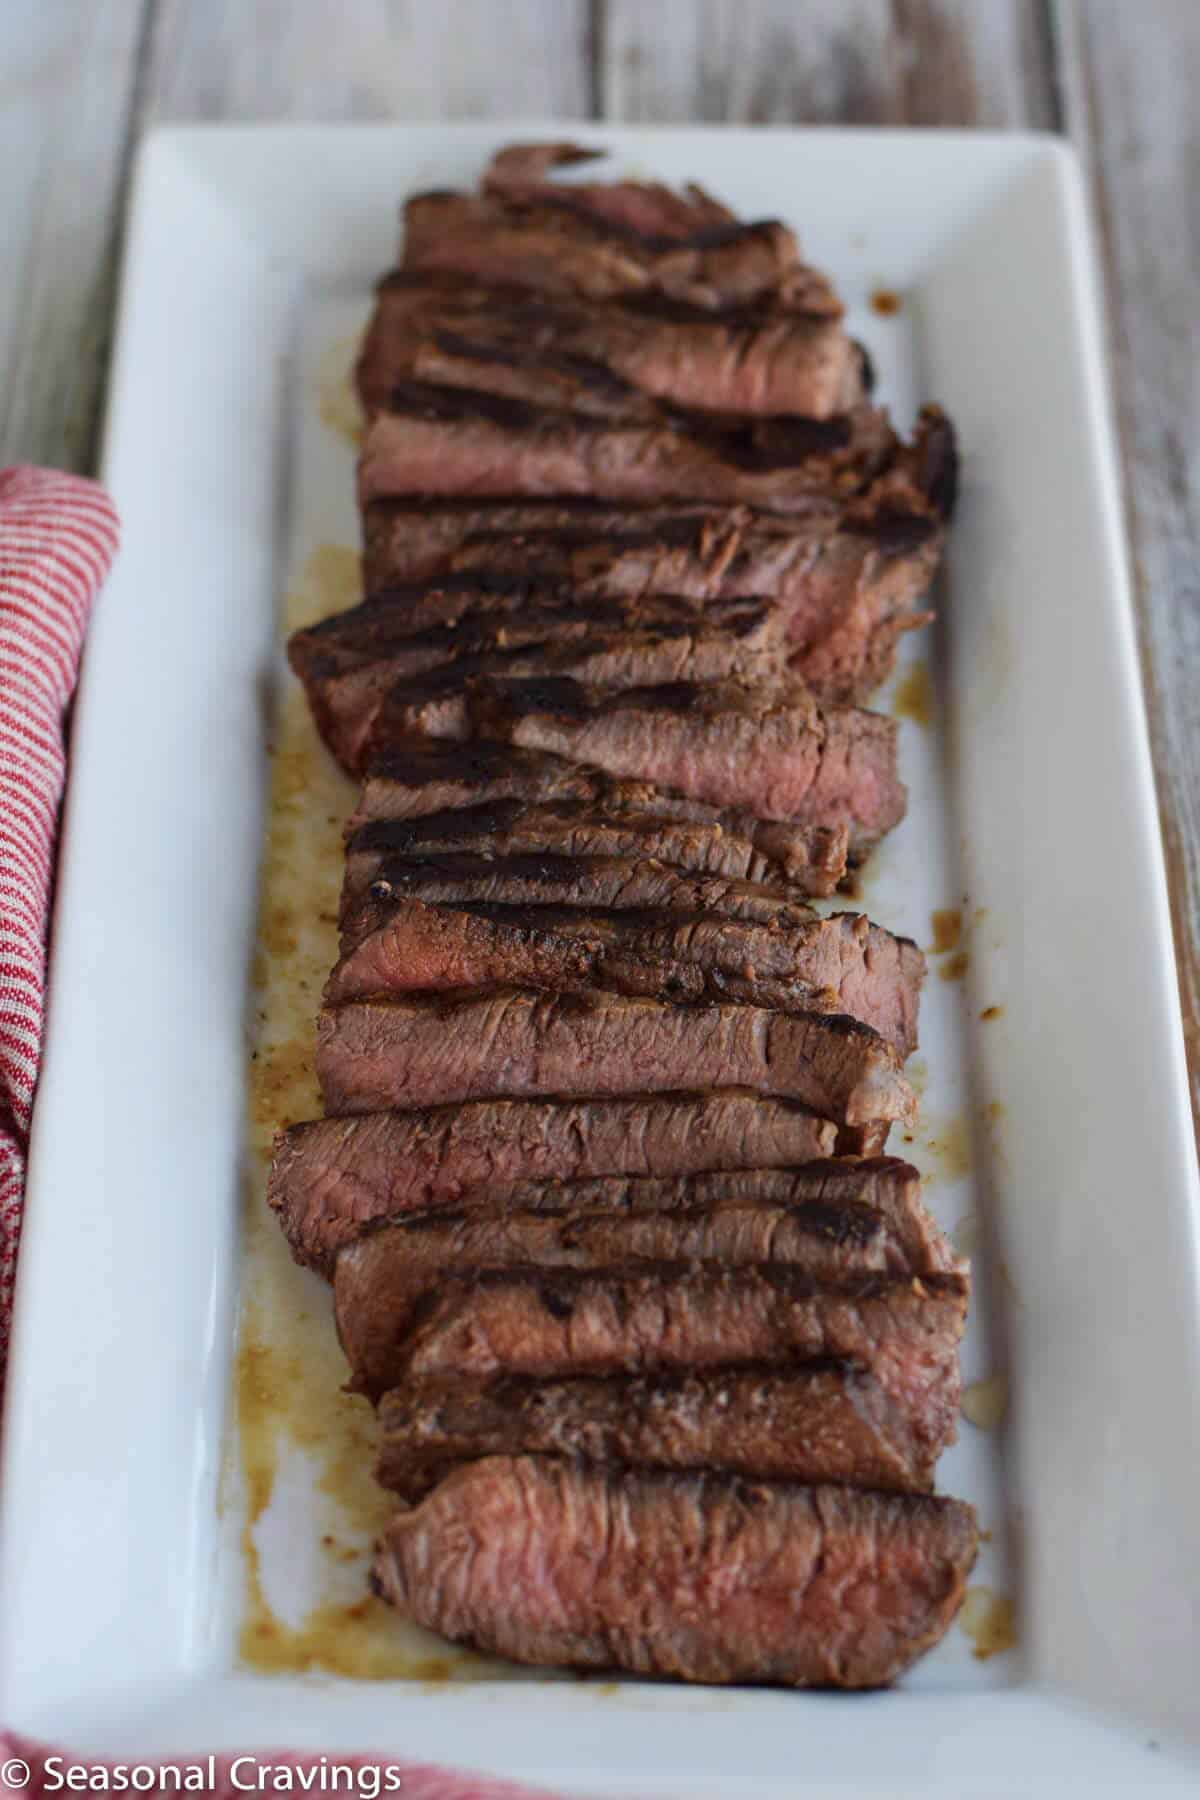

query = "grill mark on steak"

[
  {"left": 372, "top": 1458, "right": 978, "bottom": 1686},
  {"left": 374, "top": 1363, "right": 936, "bottom": 1499},
  {"left": 359, "top": 443, "right": 949, "bottom": 590},
  {"left": 267, "top": 1093, "right": 841, "bottom": 1273},
  {"left": 289, "top": 588, "right": 782, "bottom": 773},
  {"left": 398, "top": 1264, "right": 967, "bottom": 1463},
  {"left": 342, "top": 794, "right": 809, "bottom": 893},
  {"left": 297, "top": 584, "right": 781, "bottom": 668},
  {"left": 402, "top": 173, "right": 813, "bottom": 310},
  {"left": 349, "top": 743, "right": 848, "bottom": 896},
  {"left": 380, "top": 375, "right": 860, "bottom": 459},
  {"left": 358, "top": 379, "right": 902, "bottom": 511},
  {"left": 314, "top": 988, "right": 916, "bottom": 1125},
  {"left": 324, "top": 888, "right": 924, "bottom": 1056},
  {"left": 336, "top": 1182, "right": 961, "bottom": 1402},
  {"left": 358, "top": 625, "right": 784, "bottom": 765},
  {"left": 417, "top": 330, "right": 657, "bottom": 423},
  {"left": 338, "top": 851, "right": 827, "bottom": 950},
  {"left": 378, "top": 1161, "right": 960, "bottom": 1272},
  {"left": 356, "top": 436, "right": 951, "bottom": 706},
  {"left": 356, "top": 270, "right": 862, "bottom": 420},
  {"left": 465, "top": 675, "right": 905, "bottom": 853}
]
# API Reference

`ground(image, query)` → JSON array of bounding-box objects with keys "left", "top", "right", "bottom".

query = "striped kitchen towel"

[{"left": 0, "top": 466, "right": 120, "bottom": 1386}]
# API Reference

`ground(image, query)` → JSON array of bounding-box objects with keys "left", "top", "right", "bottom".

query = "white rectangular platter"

[{"left": 0, "top": 125, "right": 1197, "bottom": 1797}]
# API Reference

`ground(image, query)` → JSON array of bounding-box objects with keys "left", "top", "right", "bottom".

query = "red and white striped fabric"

[
  {"left": 0, "top": 466, "right": 119, "bottom": 1384},
  {"left": 0, "top": 468, "right": 589, "bottom": 1800}
]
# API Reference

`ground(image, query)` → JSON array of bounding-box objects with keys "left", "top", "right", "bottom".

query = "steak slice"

[
  {"left": 398, "top": 1266, "right": 967, "bottom": 1460},
  {"left": 360, "top": 622, "right": 782, "bottom": 763},
  {"left": 456, "top": 510, "right": 943, "bottom": 706},
  {"left": 291, "top": 582, "right": 777, "bottom": 679},
  {"left": 375, "top": 1364, "right": 936, "bottom": 1500},
  {"left": 480, "top": 144, "right": 754, "bottom": 248},
  {"left": 344, "top": 794, "right": 820, "bottom": 892},
  {"left": 359, "top": 505, "right": 943, "bottom": 708},
  {"left": 314, "top": 989, "right": 915, "bottom": 1125},
  {"left": 352, "top": 742, "right": 847, "bottom": 895},
  {"left": 470, "top": 676, "right": 905, "bottom": 854},
  {"left": 360, "top": 406, "right": 956, "bottom": 596},
  {"left": 358, "top": 380, "right": 900, "bottom": 513},
  {"left": 295, "top": 574, "right": 729, "bottom": 646},
  {"left": 392, "top": 1160, "right": 960, "bottom": 1273},
  {"left": 338, "top": 852, "right": 824, "bottom": 952},
  {"left": 269, "top": 1092, "right": 839, "bottom": 1273},
  {"left": 336, "top": 1180, "right": 961, "bottom": 1401},
  {"left": 289, "top": 587, "right": 784, "bottom": 773},
  {"left": 357, "top": 270, "right": 864, "bottom": 419},
  {"left": 403, "top": 177, "right": 814, "bottom": 310},
  {"left": 325, "top": 891, "right": 925, "bottom": 1056},
  {"left": 372, "top": 1458, "right": 978, "bottom": 1686},
  {"left": 292, "top": 594, "right": 785, "bottom": 775}
]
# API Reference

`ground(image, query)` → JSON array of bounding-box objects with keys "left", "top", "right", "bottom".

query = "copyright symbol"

[{"left": 2, "top": 1761, "right": 30, "bottom": 1788}]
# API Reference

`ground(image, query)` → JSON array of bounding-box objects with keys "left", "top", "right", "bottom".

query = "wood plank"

[
  {"left": 140, "top": 0, "right": 592, "bottom": 120},
  {"left": 1054, "top": 0, "right": 1200, "bottom": 1142},
  {"left": 0, "top": 0, "right": 149, "bottom": 472},
  {"left": 601, "top": 0, "right": 1057, "bottom": 126}
]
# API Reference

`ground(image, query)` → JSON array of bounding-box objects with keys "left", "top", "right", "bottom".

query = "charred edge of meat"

[
  {"left": 350, "top": 798, "right": 529, "bottom": 853},
  {"left": 431, "top": 327, "right": 648, "bottom": 411},
  {"left": 364, "top": 849, "right": 629, "bottom": 902},
  {"left": 917, "top": 406, "right": 958, "bottom": 521},
  {"left": 844, "top": 508, "right": 940, "bottom": 557},
  {"left": 362, "top": 738, "right": 539, "bottom": 787},
  {"left": 472, "top": 674, "right": 720, "bottom": 727}
]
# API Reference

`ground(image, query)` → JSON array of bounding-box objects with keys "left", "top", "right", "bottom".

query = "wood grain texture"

[
  {"left": 600, "top": 0, "right": 1057, "bottom": 126},
  {"left": 0, "top": 0, "right": 148, "bottom": 472},
  {"left": 139, "top": 0, "right": 592, "bottom": 120},
  {"left": 1054, "top": 0, "right": 1200, "bottom": 1142}
]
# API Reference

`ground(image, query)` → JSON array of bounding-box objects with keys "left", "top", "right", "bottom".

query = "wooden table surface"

[{"left": 4, "top": 0, "right": 1197, "bottom": 1145}]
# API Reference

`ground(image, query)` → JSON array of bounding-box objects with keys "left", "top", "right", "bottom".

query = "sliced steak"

[
  {"left": 352, "top": 742, "right": 847, "bottom": 895},
  {"left": 314, "top": 989, "right": 915, "bottom": 1126},
  {"left": 398, "top": 1266, "right": 967, "bottom": 1461},
  {"left": 358, "top": 380, "right": 900, "bottom": 512},
  {"left": 295, "top": 575, "right": 672, "bottom": 648},
  {"left": 336, "top": 1181, "right": 960, "bottom": 1401},
  {"left": 403, "top": 178, "right": 814, "bottom": 310},
  {"left": 360, "top": 507, "right": 942, "bottom": 708},
  {"left": 360, "top": 404, "right": 956, "bottom": 594},
  {"left": 325, "top": 891, "right": 924, "bottom": 1056},
  {"left": 469, "top": 676, "right": 905, "bottom": 854},
  {"left": 372, "top": 1458, "right": 978, "bottom": 1687},
  {"left": 269, "top": 1093, "right": 839, "bottom": 1273},
  {"left": 344, "top": 794, "right": 820, "bottom": 893},
  {"left": 339, "top": 852, "right": 823, "bottom": 950},
  {"left": 291, "top": 581, "right": 779, "bottom": 677},
  {"left": 292, "top": 594, "right": 785, "bottom": 774},
  {"left": 403, "top": 1160, "right": 961, "bottom": 1274},
  {"left": 357, "top": 270, "right": 864, "bottom": 419},
  {"left": 361, "top": 622, "right": 782, "bottom": 762},
  {"left": 480, "top": 143, "right": 752, "bottom": 246},
  {"left": 375, "top": 1364, "right": 936, "bottom": 1500}
]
